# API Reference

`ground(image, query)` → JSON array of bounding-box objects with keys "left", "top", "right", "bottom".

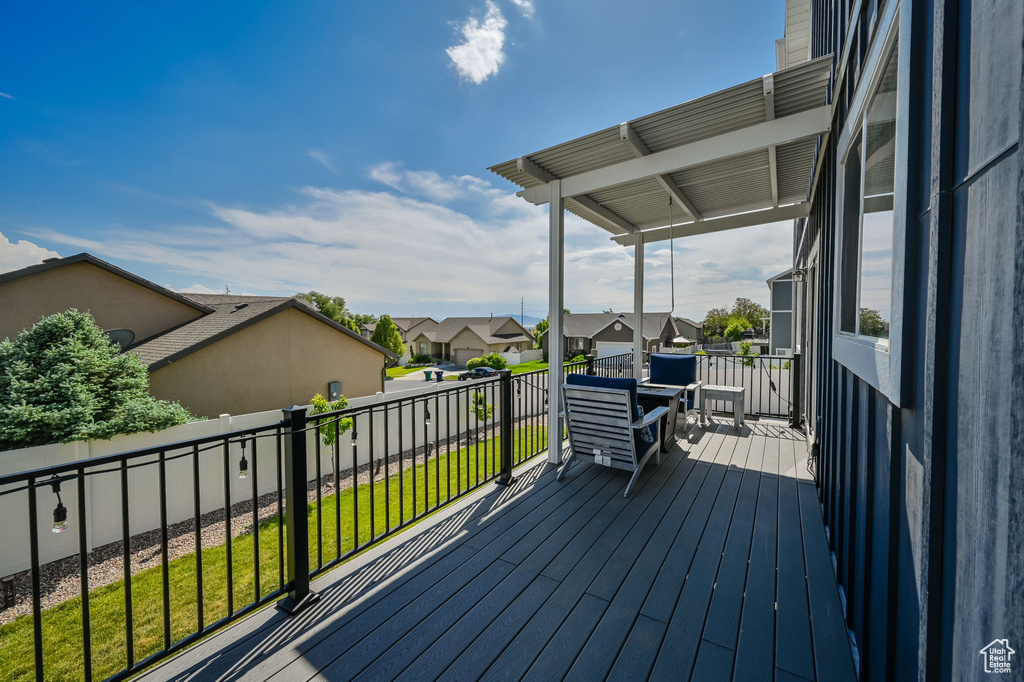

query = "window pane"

[
  {"left": 840, "top": 139, "right": 862, "bottom": 334},
  {"left": 858, "top": 38, "right": 898, "bottom": 339}
]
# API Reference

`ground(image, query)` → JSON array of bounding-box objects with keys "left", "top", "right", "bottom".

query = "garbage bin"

[
  {"left": 435, "top": 370, "right": 444, "bottom": 382},
  {"left": 424, "top": 370, "right": 432, "bottom": 381}
]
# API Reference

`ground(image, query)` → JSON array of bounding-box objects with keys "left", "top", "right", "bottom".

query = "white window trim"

[{"left": 831, "top": 1, "right": 910, "bottom": 406}]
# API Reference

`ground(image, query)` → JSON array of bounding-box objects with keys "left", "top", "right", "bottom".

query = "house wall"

[
  {"left": 592, "top": 324, "right": 658, "bottom": 353},
  {"left": 797, "top": 1, "right": 1024, "bottom": 679},
  {"left": 448, "top": 328, "right": 487, "bottom": 359},
  {"left": 674, "top": 319, "right": 702, "bottom": 343},
  {"left": 0, "top": 261, "right": 205, "bottom": 343},
  {"left": 148, "top": 307, "right": 385, "bottom": 418}
]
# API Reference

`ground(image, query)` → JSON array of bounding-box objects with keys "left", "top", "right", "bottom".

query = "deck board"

[{"left": 139, "top": 420, "right": 856, "bottom": 682}]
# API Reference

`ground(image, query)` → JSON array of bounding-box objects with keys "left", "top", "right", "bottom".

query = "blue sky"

[{"left": 0, "top": 0, "right": 794, "bottom": 321}]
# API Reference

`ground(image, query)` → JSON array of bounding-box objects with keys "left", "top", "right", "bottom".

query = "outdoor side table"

[
  {"left": 637, "top": 384, "right": 685, "bottom": 453},
  {"left": 700, "top": 385, "right": 746, "bottom": 429}
]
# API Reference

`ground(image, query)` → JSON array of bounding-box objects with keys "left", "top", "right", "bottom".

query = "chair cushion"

[
  {"left": 565, "top": 373, "right": 655, "bottom": 447},
  {"left": 648, "top": 354, "right": 697, "bottom": 386}
]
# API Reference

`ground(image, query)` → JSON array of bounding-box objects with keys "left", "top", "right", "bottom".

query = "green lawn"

[
  {"left": 385, "top": 365, "right": 428, "bottom": 377},
  {"left": 0, "top": 425, "right": 548, "bottom": 682},
  {"left": 508, "top": 360, "right": 548, "bottom": 374}
]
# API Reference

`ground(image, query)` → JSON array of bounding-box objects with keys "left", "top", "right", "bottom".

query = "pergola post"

[
  {"left": 547, "top": 179, "right": 565, "bottom": 464},
  {"left": 633, "top": 239, "right": 644, "bottom": 382}
]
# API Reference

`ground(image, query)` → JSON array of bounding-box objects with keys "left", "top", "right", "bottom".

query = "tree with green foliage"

[
  {"left": 859, "top": 308, "right": 888, "bottom": 338},
  {"left": 702, "top": 307, "right": 730, "bottom": 338},
  {"left": 533, "top": 309, "right": 571, "bottom": 350},
  {"left": 0, "top": 310, "right": 194, "bottom": 450},
  {"left": 300, "top": 291, "right": 375, "bottom": 333},
  {"left": 310, "top": 392, "right": 352, "bottom": 482},
  {"left": 731, "top": 297, "right": 770, "bottom": 334},
  {"left": 471, "top": 391, "right": 493, "bottom": 443},
  {"left": 370, "top": 314, "right": 405, "bottom": 357},
  {"left": 737, "top": 340, "right": 759, "bottom": 367},
  {"left": 724, "top": 316, "right": 752, "bottom": 342},
  {"left": 467, "top": 352, "right": 508, "bottom": 371}
]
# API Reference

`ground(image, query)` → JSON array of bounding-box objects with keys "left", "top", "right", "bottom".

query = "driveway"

[{"left": 384, "top": 362, "right": 462, "bottom": 393}]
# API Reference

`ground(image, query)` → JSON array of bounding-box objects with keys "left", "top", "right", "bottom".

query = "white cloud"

[
  {"left": 27, "top": 167, "right": 793, "bottom": 321},
  {"left": 306, "top": 149, "right": 338, "bottom": 174},
  {"left": 367, "top": 161, "right": 508, "bottom": 204},
  {"left": 446, "top": 1, "right": 508, "bottom": 84},
  {"left": 0, "top": 232, "right": 60, "bottom": 273},
  {"left": 508, "top": 0, "right": 534, "bottom": 18},
  {"left": 175, "top": 283, "right": 219, "bottom": 294},
  {"left": 0, "top": 91, "right": 15, "bottom": 100}
]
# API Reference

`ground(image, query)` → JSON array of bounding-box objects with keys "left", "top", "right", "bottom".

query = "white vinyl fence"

[{"left": 0, "top": 385, "right": 507, "bottom": 577}]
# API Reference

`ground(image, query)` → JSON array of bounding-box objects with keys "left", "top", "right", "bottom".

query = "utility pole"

[{"left": 520, "top": 297, "right": 525, "bottom": 327}]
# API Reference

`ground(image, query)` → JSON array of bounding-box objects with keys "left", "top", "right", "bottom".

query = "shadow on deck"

[{"left": 140, "top": 419, "right": 856, "bottom": 682}]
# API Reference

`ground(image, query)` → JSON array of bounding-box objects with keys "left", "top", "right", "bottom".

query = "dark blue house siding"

[{"left": 799, "top": 0, "right": 1023, "bottom": 680}]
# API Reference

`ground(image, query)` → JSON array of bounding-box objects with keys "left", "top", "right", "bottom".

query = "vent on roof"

[
  {"left": 42, "top": 257, "right": 60, "bottom": 263},
  {"left": 232, "top": 303, "right": 248, "bottom": 312}
]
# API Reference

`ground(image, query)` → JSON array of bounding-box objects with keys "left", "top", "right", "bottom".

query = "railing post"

[
  {"left": 495, "top": 370, "right": 516, "bottom": 486},
  {"left": 278, "top": 406, "right": 320, "bottom": 614},
  {"left": 789, "top": 352, "right": 803, "bottom": 428},
  {"left": 585, "top": 354, "right": 595, "bottom": 376}
]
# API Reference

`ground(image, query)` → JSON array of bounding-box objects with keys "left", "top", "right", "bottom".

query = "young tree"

[
  {"left": 533, "top": 309, "right": 570, "bottom": 349},
  {"left": 301, "top": 291, "right": 375, "bottom": 332},
  {"left": 723, "top": 316, "right": 752, "bottom": 341},
  {"left": 0, "top": 310, "right": 193, "bottom": 449},
  {"left": 702, "top": 307, "right": 730, "bottom": 338},
  {"left": 731, "top": 297, "right": 770, "bottom": 335},
  {"left": 370, "top": 315, "right": 405, "bottom": 357}
]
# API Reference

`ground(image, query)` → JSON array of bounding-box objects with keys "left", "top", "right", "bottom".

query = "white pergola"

[{"left": 488, "top": 56, "right": 833, "bottom": 463}]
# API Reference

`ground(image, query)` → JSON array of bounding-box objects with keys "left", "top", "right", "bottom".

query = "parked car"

[{"left": 458, "top": 367, "right": 498, "bottom": 381}]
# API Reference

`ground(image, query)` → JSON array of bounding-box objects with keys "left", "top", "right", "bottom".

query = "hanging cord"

[{"left": 668, "top": 199, "right": 675, "bottom": 315}]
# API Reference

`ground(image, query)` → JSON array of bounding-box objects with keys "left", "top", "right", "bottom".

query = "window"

[
  {"left": 419, "top": 342, "right": 429, "bottom": 355},
  {"left": 839, "top": 35, "right": 898, "bottom": 345}
]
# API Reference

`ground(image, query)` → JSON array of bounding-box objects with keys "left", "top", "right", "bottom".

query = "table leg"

[
  {"left": 733, "top": 397, "right": 740, "bottom": 429},
  {"left": 700, "top": 393, "right": 707, "bottom": 426}
]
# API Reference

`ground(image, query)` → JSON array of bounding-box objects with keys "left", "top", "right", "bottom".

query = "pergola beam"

[
  {"left": 517, "top": 156, "right": 557, "bottom": 183},
  {"left": 611, "top": 203, "right": 810, "bottom": 245},
  {"left": 570, "top": 194, "right": 637, "bottom": 233},
  {"left": 763, "top": 74, "right": 780, "bottom": 208},
  {"left": 517, "top": 105, "right": 831, "bottom": 205},
  {"left": 620, "top": 122, "right": 702, "bottom": 221}
]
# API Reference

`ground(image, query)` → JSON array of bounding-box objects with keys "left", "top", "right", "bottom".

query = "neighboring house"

[
  {"left": 361, "top": 317, "right": 438, "bottom": 354},
  {"left": 407, "top": 316, "right": 532, "bottom": 366},
  {"left": 671, "top": 316, "right": 704, "bottom": 345},
  {"left": 0, "top": 253, "right": 396, "bottom": 418},
  {"left": 766, "top": 269, "right": 794, "bottom": 355},
  {"left": 541, "top": 312, "right": 678, "bottom": 360}
]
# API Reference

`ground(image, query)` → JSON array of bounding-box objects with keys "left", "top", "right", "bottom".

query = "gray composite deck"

[{"left": 140, "top": 419, "right": 857, "bottom": 682}]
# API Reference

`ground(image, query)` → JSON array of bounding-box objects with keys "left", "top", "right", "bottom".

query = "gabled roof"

[
  {"left": 363, "top": 317, "right": 438, "bottom": 335},
  {"left": 0, "top": 253, "right": 214, "bottom": 314},
  {"left": 673, "top": 316, "right": 704, "bottom": 329},
  {"left": 434, "top": 316, "right": 532, "bottom": 344},
  {"left": 131, "top": 296, "right": 397, "bottom": 370},
  {"left": 766, "top": 268, "right": 794, "bottom": 284},
  {"left": 552, "top": 312, "right": 676, "bottom": 340}
]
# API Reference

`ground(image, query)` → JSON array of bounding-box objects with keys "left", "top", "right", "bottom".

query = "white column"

[
  {"left": 547, "top": 180, "right": 565, "bottom": 464},
  {"left": 633, "top": 238, "right": 644, "bottom": 382}
]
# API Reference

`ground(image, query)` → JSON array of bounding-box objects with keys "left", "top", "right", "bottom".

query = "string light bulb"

[
  {"left": 49, "top": 477, "right": 68, "bottom": 534},
  {"left": 238, "top": 438, "right": 249, "bottom": 479}
]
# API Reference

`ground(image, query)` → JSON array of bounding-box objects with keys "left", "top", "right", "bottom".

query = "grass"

[
  {"left": 385, "top": 365, "right": 429, "bottom": 377},
  {"left": 0, "top": 425, "right": 548, "bottom": 682},
  {"left": 508, "top": 360, "right": 548, "bottom": 374}
]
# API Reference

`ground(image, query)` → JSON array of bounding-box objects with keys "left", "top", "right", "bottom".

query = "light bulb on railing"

[
  {"left": 52, "top": 500, "right": 68, "bottom": 533},
  {"left": 49, "top": 476, "right": 68, "bottom": 533},
  {"left": 425, "top": 407, "right": 432, "bottom": 425},
  {"left": 351, "top": 432, "right": 358, "bottom": 448},
  {"left": 238, "top": 438, "right": 249, "bottom": 479}
]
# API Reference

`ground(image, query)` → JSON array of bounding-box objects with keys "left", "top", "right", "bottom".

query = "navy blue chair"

[
  {"left": 558, "top": 373, "right": 667, "bottom": 497},
  {"left": 645, "top": 353, "right": 701, "bottom": 430}
]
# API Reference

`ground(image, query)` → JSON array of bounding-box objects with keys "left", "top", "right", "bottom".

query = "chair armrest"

[
  {"left": 633, "top": 406, "right": 668, "bottom": 429},
  {"left": 685, "top": 381, "right": 702, "bottom": 391}
]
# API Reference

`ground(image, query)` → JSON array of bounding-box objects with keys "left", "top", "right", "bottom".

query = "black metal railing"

[
  {"left": 695, "top": 353, "right": 793, "bottom": 418},
  {"left": 1, "top": 360, "right": 607, "bottom": 681}
]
